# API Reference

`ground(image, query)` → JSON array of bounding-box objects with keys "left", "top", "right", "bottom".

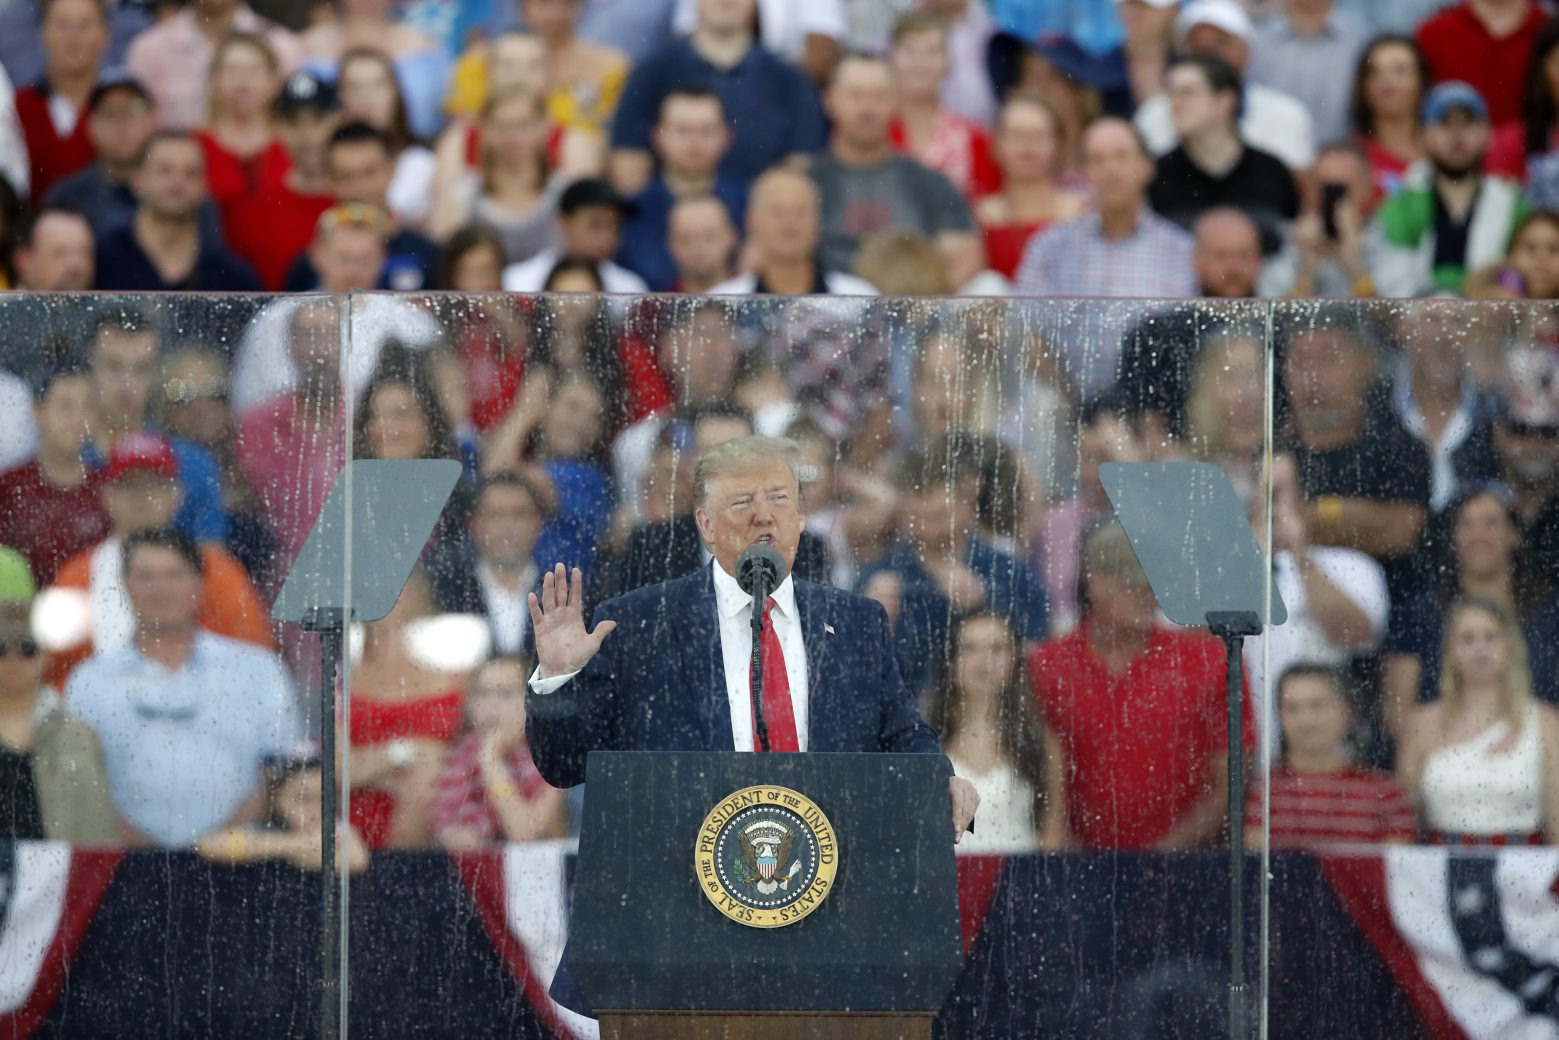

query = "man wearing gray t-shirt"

[{"left": 810, "top": 53, "right": 982, "bottom": 287}]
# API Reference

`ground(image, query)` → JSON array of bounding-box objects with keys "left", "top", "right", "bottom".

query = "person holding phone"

[{"left": 1285, "top": 141, "right": 1377, "bottom": 297}]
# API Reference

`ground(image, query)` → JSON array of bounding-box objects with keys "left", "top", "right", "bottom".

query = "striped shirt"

[
  {"left": 1246, "top": 766, "right": 1418, "bottom": 850},
  {"left": 430, "top": 732, "right": 551, "bottom": 843},
  {"left": 1011, "top": 209, "right": 1198, "bottom": 399}
]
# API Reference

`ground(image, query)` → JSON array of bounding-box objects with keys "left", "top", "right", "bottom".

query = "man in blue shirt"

[
  {"left": 608, "top": 0, "right": 825, "bottom": 195},
  {"left": 0, "top": 0, "right": 150, "bottom": 93},
  {"left": 81, "top": 307, "right": 228, "bottom": 543},
  {"left": 617, "top": 87, "right": 746, "bottom": 291},
  {"left": 92, "top": 131, "right": 261, "bottom": 293}
]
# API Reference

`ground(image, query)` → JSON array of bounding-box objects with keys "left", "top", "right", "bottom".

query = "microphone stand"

[{"left": 749, "top": 568, "right": 772, "bottom": 753}]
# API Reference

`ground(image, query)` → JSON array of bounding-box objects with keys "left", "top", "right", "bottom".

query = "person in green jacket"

[
  {"left": 1370, "top": 81, "right": 1526, "bottom": 297},
  {"left": 0, "top": 602, "right": 119, "bottom": 844}
]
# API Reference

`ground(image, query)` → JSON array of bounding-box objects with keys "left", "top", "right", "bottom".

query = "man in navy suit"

[{"left": 526, "top": 435, "right": 979, "bottom": 839}]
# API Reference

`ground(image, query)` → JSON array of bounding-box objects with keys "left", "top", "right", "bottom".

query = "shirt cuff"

[{"left": 527, "top": 666, "right": 578, "bottom": 695}]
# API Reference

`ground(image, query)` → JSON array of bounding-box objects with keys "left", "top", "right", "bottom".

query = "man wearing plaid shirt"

[{"left": 1013, "top": 117, "right": 1197, "bottom": 400}]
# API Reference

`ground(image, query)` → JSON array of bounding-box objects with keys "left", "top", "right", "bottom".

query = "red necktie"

[{"left": 752, "top": 596, "right": 800, "bottom": 752}]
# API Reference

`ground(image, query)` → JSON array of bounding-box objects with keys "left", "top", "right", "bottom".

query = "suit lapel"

[{"left": 677, "top": 567, "right": 734, "bottom": 751}]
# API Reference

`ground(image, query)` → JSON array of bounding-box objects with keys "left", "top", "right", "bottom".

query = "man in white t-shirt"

[
  {"left": 1246, "top": 453, "right": 1389, "bottom": 751},
  {"left": 500, "top": 178, "right": 650, "bottom": 294}
]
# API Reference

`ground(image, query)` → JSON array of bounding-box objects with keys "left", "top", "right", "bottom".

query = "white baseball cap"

[{"left": 1174, "top": 0, "right": 1254, "bottom": 48}]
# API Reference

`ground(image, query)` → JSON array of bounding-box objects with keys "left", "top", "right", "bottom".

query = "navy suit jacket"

[{"left": 526, "top": 565, "right": 942, "bottom": 789}]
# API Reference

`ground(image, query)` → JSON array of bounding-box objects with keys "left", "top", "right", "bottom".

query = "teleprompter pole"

[
  {"left": 303, "top": 607, "right": 346, "bottom": 1040},
  {"left": 1207, "top": 609, "right": 1259, "bottom": 1040}
]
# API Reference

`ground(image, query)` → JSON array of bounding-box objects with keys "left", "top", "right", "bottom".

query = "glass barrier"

[
  {"left": 0, "top": 291, "right": 348, "bottom": 1035},
  {"left": 1262, "top": 297, "right": 1559, "bottom": 1040},
  {"left": 0, "top": 290, "right": 1554, "bottom": 1038}
]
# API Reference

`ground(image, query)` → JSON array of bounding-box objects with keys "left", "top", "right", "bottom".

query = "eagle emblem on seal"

[{"left": 734, "top": 819, "right": 802, "bottom": 894}]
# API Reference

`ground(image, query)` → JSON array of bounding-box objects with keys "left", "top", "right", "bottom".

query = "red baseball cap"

[{"left": 104, "top": 432, "right": 178, "bottom": 483}]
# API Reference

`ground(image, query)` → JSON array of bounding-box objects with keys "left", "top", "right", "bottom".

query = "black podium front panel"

[{"left": 569, "top": 751, "right": 961, "bottom": 1013}]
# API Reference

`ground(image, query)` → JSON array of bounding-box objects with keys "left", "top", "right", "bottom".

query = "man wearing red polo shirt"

[
  {"left": 1416, "top": 0, "right": 1546, "bottom": 127},
  {"left": 1028, "top": 522, "right": 1252, "bottom": 850}
]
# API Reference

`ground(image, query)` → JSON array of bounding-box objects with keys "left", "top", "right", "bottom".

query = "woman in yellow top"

[{"left": 446, "top": 0, "right": 627, "bottom": 141}]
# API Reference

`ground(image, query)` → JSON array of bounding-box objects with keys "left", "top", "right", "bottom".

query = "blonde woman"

[
  {"left": 445, "top": 1, "right": 625, "bottom": 142},
  {"left": 1182, "top": 330, "right": 1265, "bottom": 504},
  {"left": 1398, "top": 597, "right": 1559, "bottom": 844}
]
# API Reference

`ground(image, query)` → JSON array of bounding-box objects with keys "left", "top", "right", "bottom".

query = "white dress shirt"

[
  {"left": 529, "top": 560, "right": 811, "bottom": 751},
  {"left": 477, "top": 559, "right": 537, "bottom": 655}
]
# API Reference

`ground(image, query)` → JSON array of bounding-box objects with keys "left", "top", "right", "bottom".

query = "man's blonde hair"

[{"left": 693, "top": 435, "right": 802, "bottom": 511}]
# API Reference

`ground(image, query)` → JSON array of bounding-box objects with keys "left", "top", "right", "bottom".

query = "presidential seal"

[{"left": 693, "top": 784, "right": 839, "bottom": 929}]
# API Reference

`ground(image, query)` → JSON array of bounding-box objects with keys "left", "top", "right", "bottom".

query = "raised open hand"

[{"left": 528, "top": 564, "right": 618, "bottom": 679}]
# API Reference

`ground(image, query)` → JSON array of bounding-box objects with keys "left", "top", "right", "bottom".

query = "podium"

[{"left": 563, "top": 751, "right": 963, "bottom": 1040}]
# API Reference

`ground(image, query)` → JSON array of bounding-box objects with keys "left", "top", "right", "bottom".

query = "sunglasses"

[
  {"left": 0, "top": 638, "right": 39, "bottom": 658},
  {"left": 163, "top": 376, "right": 229, "bottom": 405}
]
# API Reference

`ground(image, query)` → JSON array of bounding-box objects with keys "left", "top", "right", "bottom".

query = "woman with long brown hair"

[
  {"left": 300, "top": 0, "right": 447, "bottom": 140},
  {"left": 1349, "top": 35, "right": 1429, "bottom": 203},
  {"left": 924, "top": 611, "right": 1066, "bottom": 852},
  {"left": 195, "top": 32, "right": 287, "bottom": 229},
  {"left": 975, "top": 92, "right": 1086, "bottom": 280},
  {"left": 1397, "top": 597, "right": 1559, "bottom": 844},
  {"left": 429, "top": 87, "right": 561, "bottom": 258}
]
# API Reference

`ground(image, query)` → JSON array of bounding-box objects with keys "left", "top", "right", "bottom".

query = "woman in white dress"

[
  {"left": 1398, "top": 597, "right": 1559, "bottom": 844},
  {"left": 925, "top": 611, "right": 1066, "bottom": 853}
]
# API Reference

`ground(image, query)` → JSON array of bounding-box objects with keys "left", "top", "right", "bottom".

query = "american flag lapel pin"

[{"left": 824, "top": 623, "right": 835, "bottom": 635}]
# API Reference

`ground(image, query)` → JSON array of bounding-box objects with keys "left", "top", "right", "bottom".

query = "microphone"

[
  {"left": 736, "top": 543, "right": 787, "bottom": 596},
  {"left": 736, "top": 544, "right": 788, "bottom": 753}
]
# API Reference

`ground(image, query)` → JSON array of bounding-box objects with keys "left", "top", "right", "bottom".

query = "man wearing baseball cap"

[
  {"left": 44, "top": 72, "right": 181, "bottom": 241},
  {"left": 1372, "top": 82, "right": 1526, "bottom": 297},
  {"left": 501, "top": 177, "right": 650, "bottom": 294},
  {"left": 1132, "top": 0, "right": 1316, "bottom": 171},
  {"left": 44, "top": 431, "right": 272, "bottom": 689}
]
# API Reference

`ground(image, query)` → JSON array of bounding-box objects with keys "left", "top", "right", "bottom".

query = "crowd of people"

[{"left": 1, "top": 0, "right": 1558, "bottom": 862}]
